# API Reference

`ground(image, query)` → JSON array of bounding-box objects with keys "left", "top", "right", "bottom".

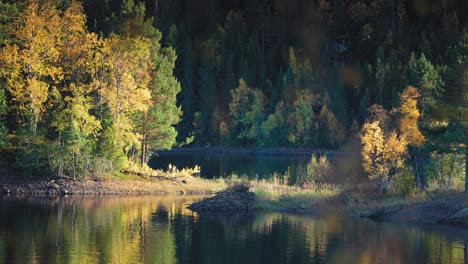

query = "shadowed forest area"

[{"left": 0, "top": 0, "right": 467, "bottom": 195}]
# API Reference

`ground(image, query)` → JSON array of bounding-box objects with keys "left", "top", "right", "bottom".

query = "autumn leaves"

[
  {"left": 360, "top": 87, "right": 424, "bottom": 192},
  {"left": 0, "top": 0, "right": 180, "bottom": 177}
]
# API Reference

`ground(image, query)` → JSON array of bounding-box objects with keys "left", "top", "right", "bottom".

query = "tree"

[
  {"left": 262, "top": 101, "right": 289, "bottom": 146},
  {"left": 287, "top": 90, "right": 317, "bottom": 146},
  {"left": 50, "top": 94, "right": 100, "bottom": 179},
  {"left": 317, "top": 104, "right": 346, "bottom": 148},
  {"left": 360, "top": 120, "right": 407, "bottom": 192},
  {"left": 392, "top": 86, "right": 426, "bottom": 190},
  {"left": 393, "top": 86, "right": 425, "bottom": 147},
  {"left": 0, "top": 88, "right": 7, "bottom": 148},
  {"left": 137, "top": 47, "right": 181, "bottom": 165},
  {"left": 176, "top": 32, "right": 195, "bottom": 142},
  {"left": 197, "top": 37, "right": 218, "bottom": 143},
  {"left": 448, "top": 33, "right": 468, "bottom": 192},
  {"left": 48, "top": 1, "right": 102, "bottom": 179},
  {"left": 407, "top": 54, "right": 444, "bottom": 121},
  {"left": 229, "top": 79, "right": 265, "bottom": 144},
  {"left": 100, "top": 36, "right": 153, "bottom": 157},
  {"left": 0, "top": 0, "right": 62, "bottom": 134},
  {"left": 0, "top": 1, "right": 19, "bottom": 46}
]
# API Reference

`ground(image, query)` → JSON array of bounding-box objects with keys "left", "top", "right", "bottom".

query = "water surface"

[
  {"left": 0, "top": 195, "right": 467, "bottom": 264},
  {"left": 149, "top": 151, "right": 311, "bottom": 180}
]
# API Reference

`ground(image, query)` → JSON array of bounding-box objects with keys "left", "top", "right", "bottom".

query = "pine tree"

[
  {"left": 0, "top": 88, "right": 7, "bottom": 148},
  {"left": 407, "top": 53, "right": 444, "bottom": 121},
  {"left": 137, "top": 47, "right": 181, "bottom": 165},
  {"left": 176, "top": 32, "right": 195, "bottom": 142},
  {"left": 0, "top": 1, "right": 19, "bottom": 46}
]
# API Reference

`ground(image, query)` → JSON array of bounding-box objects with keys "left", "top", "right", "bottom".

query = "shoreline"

[
  {"left": 0, "top": 174, "right": 225, "bottom": 196},
  {"left": 1, "top": 173, "right": 467, "bottom": 228},
  {"left": 156, "top": 146, "right": 355, "bottom": 157}
]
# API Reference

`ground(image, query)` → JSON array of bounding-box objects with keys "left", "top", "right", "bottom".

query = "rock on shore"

[{"left": 188, "top": 184, "right": 255, "bottom": 213}]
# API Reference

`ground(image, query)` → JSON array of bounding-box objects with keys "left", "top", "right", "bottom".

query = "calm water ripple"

[{"left": 0, "top": 195, "right": 467, "bottom": 264}]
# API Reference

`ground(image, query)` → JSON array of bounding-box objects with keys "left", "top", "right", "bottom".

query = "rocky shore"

[
  {"left": 347, "top": 193, "right": 468, "bottom": 227},
  {"left": 188, "top": 183, "right": 255, "bottom": 213},
  {"left": 0, "top": 175, "right": 223, "bottom": 196},
  {"left": 2, "top": 173, "right": 467, "bottom": 229}
]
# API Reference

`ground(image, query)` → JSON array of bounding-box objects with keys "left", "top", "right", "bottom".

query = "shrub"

[
  {"left": 391, "top": 169, "right": 416, "bottom": 196},
  {"left": 225, "top": 178, "right": 251, "bottom": 193},
  {"left": 296, "top": 154, "right": 331, "bottom": 187}
]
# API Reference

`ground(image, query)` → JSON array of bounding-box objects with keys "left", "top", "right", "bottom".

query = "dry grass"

[
  {"left": 76, "top": 162, "right": 224, "bottom": 195},
  {"left": 219, "top": 174, "right": 340, "bottom": 211}
]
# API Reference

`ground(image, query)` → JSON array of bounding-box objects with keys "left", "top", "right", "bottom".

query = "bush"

[
  {"left": 225, "top": 178, "right": 251, "bottom": 193},
  {"left": 391, "top": 169, "right": 416, "bottom": 196},
  {"left": 12, "top": 136, "right": 51, "bottom": 177},
  {"left": 296, "top": 154, "right": 331, "bottom": 187}
]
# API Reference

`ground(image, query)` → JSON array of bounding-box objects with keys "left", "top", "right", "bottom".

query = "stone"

[{"left": 443, "top": 207, "right": 468, "bottom": 225}]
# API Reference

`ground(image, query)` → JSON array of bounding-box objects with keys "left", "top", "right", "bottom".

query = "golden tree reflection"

[{"left": 0, "top": 196, "right": 467, "bottom": 264}]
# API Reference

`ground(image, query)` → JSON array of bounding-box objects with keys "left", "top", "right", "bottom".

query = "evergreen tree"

[{"left": 176, "top": 31, "right": 195, "bottom": 143}]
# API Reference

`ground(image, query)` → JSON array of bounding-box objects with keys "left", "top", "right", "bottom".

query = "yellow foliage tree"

[
  {"left": 0, "top": 0, "right": 62, "bottom": 134},
  {"left": 100, "top": 36, "right": 153, "bottom": 154},
  {"left": 394, "top": 86, "right": 425, "bottom": 147},
  {"left": 360, "top": 120, "right": 407, "bottom": 192}
]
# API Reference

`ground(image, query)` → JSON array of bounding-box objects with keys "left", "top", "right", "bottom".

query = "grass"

[
  {"left": 335, "top": 181, "right": 466, "bottom": 218},
  {"left": 220, "top": 174, "right": 340, "bottom": 212},
  {"left": 92, "top": 162, "right": 466, "bottom": 215}
]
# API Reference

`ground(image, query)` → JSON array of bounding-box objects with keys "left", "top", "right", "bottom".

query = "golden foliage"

[
  {"left": 394, "top": 86, "right": 425, "bottom": 146},
  {"left": 0, "top": 0, "right": 63, "bottom": 132},
  {"left": 360, "top": 120, "right": 407, "bottom": 191}
]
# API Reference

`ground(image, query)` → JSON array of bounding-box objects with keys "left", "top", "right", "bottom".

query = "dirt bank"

[
  {"left": 343, "top": 192, "right": 468, "bottom": 227},
  {"left": 388, "top": 194, "right": 468, "bottom": 226},
  {"left": 0, "top": 175, "right": 225, "bottom": 196}
]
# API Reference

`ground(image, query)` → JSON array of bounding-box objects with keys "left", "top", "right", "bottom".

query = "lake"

[
  {"left": 0, "top": 195, "right": 467, "bottom": 264},
  {"left": 149, "top": 151, "right": 313, "bottom": 181},
  {"left": 148, "top": 150, "right": 361, "bottom": 184}
]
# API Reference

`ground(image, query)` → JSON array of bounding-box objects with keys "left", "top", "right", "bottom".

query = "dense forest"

[
  {"left": 0, "top": 0, "right": 181, "bottom": 178},
  {"left": 0, "top": 0, "right": 467, "bottom": 192}
]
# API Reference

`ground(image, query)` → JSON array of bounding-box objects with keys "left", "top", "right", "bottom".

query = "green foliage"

[
  {"left": 0, "top": 0, "right": 180, "bottom": 178},
  {"left": 406, "top": 54, "right": 444, "bottom": 117},
  {"left": 262, "top": 101, "right": 289, "bottom": 146},
  {"left": 286, "top": 91, "right": 316, "bottom": 146},
  {"left": 424, "top": 153, "right": 465, "bottom": 191},
  {"left": 12, "top": 135, "right": 50, "bottom": 177},
  {"left": 0, "top": 1, "right": 18, "bottom": 46},
  {"left": 391, "top": 169, "right": 416, "bottom": 196},
  {"left": 296, "top": 154, "right": 331, "bottom": 187},
  {"left": 229, "top": 79, "right": 265, "bottom": 144},
  {"left": 0, "top": 88, "right": 7, "bottom": 148},
  {"left": 317, "top": 104, "right": 346, "bottom": 148}
]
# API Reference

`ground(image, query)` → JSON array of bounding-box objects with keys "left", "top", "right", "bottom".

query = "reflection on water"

[
  {"left": 149, "top": 152, "right": 310, "bottom": 180},
  {"left": 0, "top": 195, "right": 467, "bottom": 264}
]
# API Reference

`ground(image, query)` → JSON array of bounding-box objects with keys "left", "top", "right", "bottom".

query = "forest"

[{"left": 0, "top": 0, "right": 467, "bottom": 193}]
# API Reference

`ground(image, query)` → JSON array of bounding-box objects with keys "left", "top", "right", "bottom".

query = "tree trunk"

[
  {"left": 140, "top": 136, "right": 145, "bottom": 167},
  {"left": 72, "top": 150, "right": 76, "bottom": 181},
  {"left": 140, "top": 135, "right": 148, "bottom": 167},
  {"left": 464, "top": 241, "right": 467, "bottom": 263},
  {"left": 465, "top": 147, "right": 468, "bottom": 193},
  {"left": 414, "top": 152, "right": 425, "bottom": 192}
]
